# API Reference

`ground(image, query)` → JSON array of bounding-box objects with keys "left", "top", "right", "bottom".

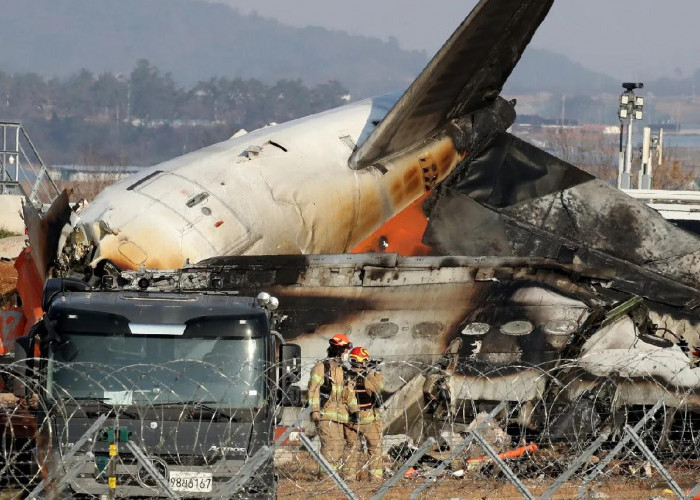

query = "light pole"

[
  {"left": 639, "top": 127, "right": 663, "bottom": 189},
  {"left": 617, "top": 82, "right": 644, "bottom": 189}
]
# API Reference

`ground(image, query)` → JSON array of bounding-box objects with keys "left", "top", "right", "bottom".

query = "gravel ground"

[{"left": 276, "top": 448, "right": 698, "bottom": 499}]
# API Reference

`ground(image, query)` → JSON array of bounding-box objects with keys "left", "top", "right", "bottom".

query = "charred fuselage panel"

[{"left": 108, "top": 254, "right": 700, "bottom": 411}]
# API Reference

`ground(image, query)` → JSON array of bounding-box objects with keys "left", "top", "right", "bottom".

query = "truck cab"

[{"left": 21, "top": 278, "right": 300, "bottom": 498}]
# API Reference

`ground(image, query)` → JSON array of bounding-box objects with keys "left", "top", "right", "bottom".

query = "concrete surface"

[
  {"left": 0, "top": 236, "right": 25, "bottom": 260},
  {"left": 0, "top": 195, "right": 24, "bottom": 234}
]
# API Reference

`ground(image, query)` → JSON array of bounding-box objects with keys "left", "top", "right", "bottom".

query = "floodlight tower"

[{"left": 617, "top": 82, "right": 644, "bottom": 189}]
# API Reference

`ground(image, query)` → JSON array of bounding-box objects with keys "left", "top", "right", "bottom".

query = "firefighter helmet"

[
  {"left": 329, "top": 333, "right": 352, "bottom": 348},
  {"left": 349, "top": 347, "right": 370, "bottom": 366}
]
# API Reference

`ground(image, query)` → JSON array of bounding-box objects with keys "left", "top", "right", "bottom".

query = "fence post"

[
  {"left": 218, "top": 406, "right": 311, "bottom": 500},
  {"left": 410, "top": 401, "right": 508, "bottom": 500},
  {"left": 470, "top": 430, "right": 535, "bottom": 500},
  {"left": 125, "top": 441, "right": 181, "bottom": 499},
  {"left": 686, "top": 478, "right": 700, "bottom": 499},
  {"left": 27, "top": 413, "right": 109, "bottom": 499},
  {"left": 623, "top": 425, "right": 685, "bottom": 499},
  {"left": 45, "top": 455, "right": 93, "bottom": 499},
  {"left": 540, "top": 431, "right": 610, "bottom": 500},
  {"left": 578, "top": 399, "right": 664, "bottom": 498},
  {"left": 369, "top": 437, "right": 436, "bottom": 500},
  {"left": 219, "top": 445, "right": 274, "bottom": 500},
  {"left": 299, "top": 433, "right": 358, "bottom": 500}
]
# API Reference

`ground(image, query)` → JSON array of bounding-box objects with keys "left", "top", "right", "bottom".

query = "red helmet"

[
  {"left": 349, "top": 347, "right": 370, "bottom": 365},
  {"left": 329, "top": 333, "right": 352, "bottom": 348}
]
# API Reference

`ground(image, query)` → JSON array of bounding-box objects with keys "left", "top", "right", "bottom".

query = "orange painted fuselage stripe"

[{"left": 351, "top": 193, "right": 433, "bottom": 256}]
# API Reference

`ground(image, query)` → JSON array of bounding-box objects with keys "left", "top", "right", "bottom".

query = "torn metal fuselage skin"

[
  {"left": 21, "top": 0, "right": 700, "bottom": 439},
  {"left": 102, "top": 253, "right": 600, "bottom": 389},
  {"left": 425, "top": 132, "right": 700, "bottom": 298},
  {"left": 44, "top": 0, "right": 546, "bottom": 277},
  {"left": 109, "top": 253, "right": 700, "bottom": 420},
  {"left": 48, "top": 94, "right": 505, "bottom": 275},
  {"left": 419, "top": 130, "right": 700, "bottom": 424}
]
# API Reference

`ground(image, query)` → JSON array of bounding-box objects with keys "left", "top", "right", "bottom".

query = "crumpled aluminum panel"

[{"left": 424, "top": 132, "right": 700, "bottom": 310}]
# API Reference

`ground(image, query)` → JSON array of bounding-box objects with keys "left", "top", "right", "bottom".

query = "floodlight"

[
  {"left": 622, "top": 82, "right": 644, "bottom": 91},
  {"left": 620, "top": 95, "right": 630, "bottom": 105},
  {"left": 635, "top": 96, "right": 644, "bottom": 106},
  {"left": 619, "top": 109, "right": 628, "bottom": 119},
  {"left": 634, "top": 110, "right": 643, "bottom": 120}
]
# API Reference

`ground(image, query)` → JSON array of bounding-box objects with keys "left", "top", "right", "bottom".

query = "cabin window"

[
  {"left": 366, "top": 322, "right": 399, "bottom": 339},
  {"left": 412, "top": 322, "right": 445, "bottom": 338}
]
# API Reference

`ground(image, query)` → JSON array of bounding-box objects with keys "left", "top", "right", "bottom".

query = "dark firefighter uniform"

[
  {"left": 422, "top": 356, "right": 454, "bottom": 445},
  {"left": 344, "top": 347, "right": 384, "bottom": 481},
  {"left": 307, "top": 334, "right": 357, "bottom": 474}
]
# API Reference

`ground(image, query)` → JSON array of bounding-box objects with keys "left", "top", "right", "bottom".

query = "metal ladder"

[{"left": 0, "top": 121, "right": 60, "bottom": 206}]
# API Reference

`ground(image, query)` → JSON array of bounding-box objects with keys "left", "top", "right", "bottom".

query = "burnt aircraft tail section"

[
  {"left": 424, "top": 132, "right": 700, "bottom": 308},
  {"left": 349, "top": 0, "right": 554, "bottom": 169}
]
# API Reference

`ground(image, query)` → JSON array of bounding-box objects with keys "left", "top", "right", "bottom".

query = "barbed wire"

[{"left": 1, "top": 357, "right": 700, "bottom": 498}]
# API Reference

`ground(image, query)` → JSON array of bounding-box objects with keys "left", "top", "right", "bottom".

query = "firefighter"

[
  {"left": 344, "top": 347, "right": 384, "bottom": 482},
  {"left": 422, "top": 354, "right": 454, "bottom": 447},
  {"left": 423, "top": 355, "right": 453, "bottom": 419},
  {"left": 307, "top": 333, "right": 357, "bottom": 475}
]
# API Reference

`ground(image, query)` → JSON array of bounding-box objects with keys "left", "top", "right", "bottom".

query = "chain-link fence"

[{"left": 2, "top": 356, "right": 700, "bottom": 499}]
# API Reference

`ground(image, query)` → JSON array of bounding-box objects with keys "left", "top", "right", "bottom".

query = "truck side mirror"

[{"left": 279, "top": 343, "right": 301, "bottom": 383}]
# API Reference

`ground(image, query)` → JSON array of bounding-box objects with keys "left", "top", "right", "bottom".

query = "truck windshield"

[{"left": 47, "top": 332, "right": 267, "bottom": 408}]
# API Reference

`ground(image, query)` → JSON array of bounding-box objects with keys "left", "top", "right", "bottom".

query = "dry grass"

[
  {"left": 275, "top": 447, "right": 695, "bottom": 500},
  {"left": 0, "top": 228, "right": 21, "bottom": 240}
]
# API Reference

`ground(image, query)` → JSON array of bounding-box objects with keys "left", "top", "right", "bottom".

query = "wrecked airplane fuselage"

[
  {"left": 45, "top": 96, "right": 516, "bottom": 279},
  {"left": 18, "top": 0, "right": 700, "bottom": 447},
  {"left": 106, "top": 253, "right": 700, "bottom": 436},
  {"left": 31, "top": 0, "right": 549, "bottom": 278}
]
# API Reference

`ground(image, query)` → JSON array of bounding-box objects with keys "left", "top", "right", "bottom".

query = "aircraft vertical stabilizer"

[{"left": 349, "top": 0, "right": 554, "bottom": 170}]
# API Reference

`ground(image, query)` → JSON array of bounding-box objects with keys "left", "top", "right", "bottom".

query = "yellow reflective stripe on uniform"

[
  {"left": 355, "top": 408, "right": 379, "bottom": 424},
  {"left": 319, "top": 411, "right": 350, "bottom": 422},
  {"left": 310, "top": 373, "right": 324, "bottom": 384}
]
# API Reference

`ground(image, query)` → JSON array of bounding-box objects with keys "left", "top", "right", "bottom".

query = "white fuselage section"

[
  {"left": 72, "top": 92, "right": 466, "bottom": 270},
  {"left": 73, "top": 91, "right": 465, "bottom": 270}
]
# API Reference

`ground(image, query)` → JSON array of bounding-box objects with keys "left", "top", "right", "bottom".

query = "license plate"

[{"left": 168, "top": 471, "right": 213, "bottom": 492}]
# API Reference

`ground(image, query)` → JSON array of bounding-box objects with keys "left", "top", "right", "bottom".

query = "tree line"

[{"left": 0, "top": 60, "right": 351, "bottom": 166}]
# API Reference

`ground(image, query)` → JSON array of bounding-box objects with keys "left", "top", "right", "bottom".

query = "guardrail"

[{"left": 0, "top": 122, "right": 60, "bottom": 206}]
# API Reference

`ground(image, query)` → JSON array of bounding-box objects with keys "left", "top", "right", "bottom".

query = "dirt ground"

[
  {"left": 278, "top": 477, "right": 683, "bottom": 500},
  {"left": 276, "top": 449, "right": 699, "bottom": 499},
  {"left": 0, "top": 260, "right": 17, "bottom": 298},
  {"left": 278, "top": 472, "right": 688, "bottom": 499}
]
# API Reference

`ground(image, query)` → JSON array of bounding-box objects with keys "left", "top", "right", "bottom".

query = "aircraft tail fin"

[{"left": 349, "top": 0, "right": 553, "bottom": 170}]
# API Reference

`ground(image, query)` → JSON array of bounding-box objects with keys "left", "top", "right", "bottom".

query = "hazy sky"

[{"left": 206, "top": 0, "right": 699, "bottom": 81}]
